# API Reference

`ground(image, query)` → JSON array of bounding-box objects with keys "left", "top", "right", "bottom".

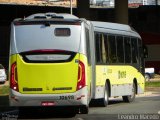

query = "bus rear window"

[{"left": 54, "top": 28, "right": 71, "bottom": 36}]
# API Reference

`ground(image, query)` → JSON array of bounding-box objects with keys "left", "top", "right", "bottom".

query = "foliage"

[
  {"left": 145, "top": 81, "right": 160, "bottom": 87},
  {"left": 0, "top": 85, "right": 9, "bottom": 95}
]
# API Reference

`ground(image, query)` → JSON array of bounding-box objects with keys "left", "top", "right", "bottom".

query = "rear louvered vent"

[
  {"left": 23, "top": 88, "right": 43, "bottom": 91},
  {"left": 20, "top": 49, "right": 76, "bottom": 63}
]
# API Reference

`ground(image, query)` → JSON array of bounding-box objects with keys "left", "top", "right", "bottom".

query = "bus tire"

[
  {"left": 80, "top": 106, "right": 89, "bottom": 114},
  {"left": 122, "top": 83, "right": 136, "bottom": 103},
  {"left": 18, "top": 107, "right": 32, "bottom": 118},
  {"left": 100, "top": 84, "right": 109, "bottom": 107}
]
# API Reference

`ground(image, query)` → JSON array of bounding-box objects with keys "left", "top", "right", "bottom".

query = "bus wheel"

[
  {"left": 18, "top": 107, "right": 32, "bottom": 118},
  {"left": 100, "top": 84, "right": 109, "bottom": 107},
  {"left": 79, "top": 106, "right": 89, "bottom": 114},
  {"left": 122, "top": 83, "right": 136, "bottom": 103}
]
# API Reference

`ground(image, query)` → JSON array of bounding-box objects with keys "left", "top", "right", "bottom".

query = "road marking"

[{"left": 0, "top": 109, "right": 18, "bottom": 115}]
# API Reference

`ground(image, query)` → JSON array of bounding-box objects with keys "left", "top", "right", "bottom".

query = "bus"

[
  {"left": 9, "top": 13, "right": 94, "bottom": 114},
  {"left": 9, "top": 13, "right": 145, "bottom": 114},
  {"left": 91, "top": 21, "right": 145, "bottom": 106}
]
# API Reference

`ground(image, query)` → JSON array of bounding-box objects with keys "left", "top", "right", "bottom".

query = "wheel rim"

[{"left": 104, "top": 88, "right": 108, "bottom": 103}]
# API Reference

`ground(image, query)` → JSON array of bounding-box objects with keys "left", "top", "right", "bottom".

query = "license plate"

[{"left": 41, "top": 101, "right": 55, "bottom": 106}]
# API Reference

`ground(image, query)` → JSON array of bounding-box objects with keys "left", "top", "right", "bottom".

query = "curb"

[
  {"left": 136, "top": 92, "right": 152, "bottom": 97},
  {"left": 136, "top": 91, "right": 160, "bottom": 97}
]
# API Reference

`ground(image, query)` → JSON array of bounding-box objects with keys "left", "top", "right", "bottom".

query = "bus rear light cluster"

[
  {"left": 77, "top": 60, "right": 86, "bottom": 90},
  {"left": 10, "top": 62, "right": 19, "bottom": 92}
]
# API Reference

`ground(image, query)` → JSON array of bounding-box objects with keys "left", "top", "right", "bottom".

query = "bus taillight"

[
  {"left": 77, "top": 60, "right": 86, "bottom": 90},
  {"left": 10, "top": 62, "right": 19, "bottom": 92}
]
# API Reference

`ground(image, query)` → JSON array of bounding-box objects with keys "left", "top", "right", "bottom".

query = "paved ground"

[
  {"left": 0, "top": 95, "right": 160, "bottom": 120},
  {"left": 0, "top": 78, "right": 160, "bottom": 119}
]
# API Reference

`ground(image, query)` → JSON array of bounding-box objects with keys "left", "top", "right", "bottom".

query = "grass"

[
  {"left": 145, "top": 81, "right": 160, "bottom": 87},
  {"left": 0, "top": 85, "right": 9, "bottom": 96}
]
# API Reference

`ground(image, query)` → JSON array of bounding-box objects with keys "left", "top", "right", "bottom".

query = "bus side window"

[
  {"left": 131, "top": 38, "right": 138, "bottom": 63},
  {"left": 124, "top": 37, "right": 131, "bottom": 63},
  {"left": 104, "top": 34, "right": 109, "bottom": 63},
  {"left": 101, "top": 34, "right": 107, "bottom": 63},
  {"left": 108, "top": 35, "right": 117, "bottom": 63},
  {"left": 95, "top": 33, "right": 102, "bottom": 63},
  {"left": 117, "top": 36, "right": 124, "bottom": 63}
]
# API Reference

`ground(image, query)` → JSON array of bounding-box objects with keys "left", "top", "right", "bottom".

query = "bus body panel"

[
  {"left": 13, "top": 54, "right": 80, "bottom": 94},
  {"left": 92, "top": 21, "right": 145, "bottom": 100},
  {"left": 9, "top": 13, "right": 145, "bottom": 109},
  {"left": 9, "top": 52, "right": 90, "bottom": 106},
  {"left": 95, "top": 65, "right": 145, "bottom": 98},
  {"left": 9, "top": 14, "right": 93, "bottom": 109},
  {"left": 10, "top": 86, "right": 88, "bottom": 106}
]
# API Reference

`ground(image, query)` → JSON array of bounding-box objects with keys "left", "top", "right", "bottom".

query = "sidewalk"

[{"left": 136, "top": 87, "right": 160, "bottom": 97}]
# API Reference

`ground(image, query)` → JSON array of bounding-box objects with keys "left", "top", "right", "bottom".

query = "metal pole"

[
  {"left": 115, "top": 0, "right": 128, "bottom": 24},
  {"left": 70, "top": 0, "right": 73, "bottom": 15}
]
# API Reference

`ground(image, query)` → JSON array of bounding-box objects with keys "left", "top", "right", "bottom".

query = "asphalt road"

[{"left": 0, "top": 95, "right": 160, "bottom": 120}]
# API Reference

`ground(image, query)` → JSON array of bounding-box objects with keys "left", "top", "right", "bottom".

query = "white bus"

[
  {"left": 9, "top": 13, "right": 145, "bottom": 114},
  {"left": 9, "top": 13, "right": 94, "bottom": 114},
  {"left": 91, "top": 21, "right": 145, "bottom": 106}
]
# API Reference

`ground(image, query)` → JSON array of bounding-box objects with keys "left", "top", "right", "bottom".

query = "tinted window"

[
  {"left": 104, "top": 34, "right": 109, "bottom": 63},
  {"left": 95, "top": 33, "right": 102, "bottom": 63},
  {"left": 117, "top": 36, "right": 124, "bottom": 63},
  {"left": 131, "top": 38, "right": 138, "bottom": 63},
  {"left": 54, "top": 28, "right": 71, "bottom": 36},
  {"left": 124, "top": 37, "right": 131, "bottom": 63},
  {"left": 101, "top": 34, "right": 107, "bottom": 63},
  {"left": 108, "top": 35, "right": 117, "bottom": 63}
]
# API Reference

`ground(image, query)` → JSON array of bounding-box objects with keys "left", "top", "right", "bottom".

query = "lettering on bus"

[
  {"left": 118, "top": 71, "right": 126, "bottom": 79},
  {"left": 59, "top": 95, "right": 74, "bottom": 100}
]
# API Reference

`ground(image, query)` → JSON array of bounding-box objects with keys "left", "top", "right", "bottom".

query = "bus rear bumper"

[{"left": 9, "top": 86, "right": 89, "bottom": 107}]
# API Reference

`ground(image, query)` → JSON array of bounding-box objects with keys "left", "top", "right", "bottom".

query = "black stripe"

[{"left": 23, "top": 88, "right": 42, "bottom": 91}]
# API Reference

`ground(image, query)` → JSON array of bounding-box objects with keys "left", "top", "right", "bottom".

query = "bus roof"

[
  {"left": 91, "top": 21, "right": 141, "bottom": 39},
  {"left": 13, "top": 13, "right": 83, "bottom": 26},
  {"left": 13, "top": 13, "right": 80, "bottom": 23},
  {"left": 25, "top": 13, "right": 79, "bottom": 20}
]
